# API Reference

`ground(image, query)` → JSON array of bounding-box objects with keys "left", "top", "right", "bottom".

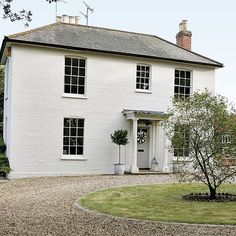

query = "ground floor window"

[
  {"left": 173, "top": 125, "right": 190, "bottom": 157},
  {"left": 63, "top": 118, "right": 84, "bottom": 155}
]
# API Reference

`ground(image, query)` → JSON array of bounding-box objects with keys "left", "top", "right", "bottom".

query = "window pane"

[
  {"left": 186, "top": 79, "right": 190, "bottom": 87},
  {"left": 65, "top": 57, "right": 71, "bottom": 66},
  {"left": 175, "top": 78, "right": 179, "bottom": 85},
  {"left": 175, "top": 70, "right": 179, "bottom": 77},
  {"left": 180, "top": 71, "right": 185, "bottom": 78},
  {"left": 78, "top": 86, "right": 84, "bottom": 94},
  {"left": 63, "top": 128, "right": 69, "bottom": 136},
  {"left": 186, "top": 71, "right": 191, "bottom": 78},
  {"left": 174, "top": 86, "right": 179, "bottom": 94},
  {"left": 180, "top": 87, "right": 184, "bottom": 94},
  {"left": 64, "top": 118, "right": 70, "bottom": 127},
  {"left": 70, "top": 137, "right": 77, "bottom": 146},
  {"left": 72, "top": 58, "right": 78, "bottom": 67},
  {"left": 79, "top": 68, "right": 85, "bottom": 76},
  {"left": 65, "top": 66, "right": 71, "bottom": 75},
  {"left": 71, "top": 128, "right": 77, "bottom": 136},
  {"left": 70, "top": 146, "right": 76, "bottom": 155},
  {"left": 79, "top": 59, "right": 85, "bottom": 67},
  {"left": 78, "top": 119, "right": 84, "bottom": 127},
  {"left": 137, "top": 65, "right": 140, "bottom": 71},
  {"left": 64, "top": 76, "right": 70, "bottom": 84},
  {"left": 72, "top": 77, "right": 78, "bottom": 85},
  {"left": 77, "top": 147, "right": 83, "bottom": 155},
  {"left": 71, "top": 86, "right": 77, "bottom": 94},
  {"left": 180, "top": 79, "right": 185, "bottom": 86},
  {"left": 78, "top": 128, "right": 84, "bottom": 136},
  {"left": 63, "top": 146, "right": 69, "bottom": 155},
  {"left": 77, "top": 138, "right": 83, "bottom": 145},
  {"left": 71, "top": 119, "right": 77, "bottom": 127},
  {"left": 63, "top": 137, "right": 69, "bottom": 145},
  {"left": 79, "top": 77, "right": 85, "bottom": 86},
  {"left": 72, "top": 68, "right": 78, "bottom": 76},
  {"left": 185, "top": 87, "right": 190, "bottom": 95}
]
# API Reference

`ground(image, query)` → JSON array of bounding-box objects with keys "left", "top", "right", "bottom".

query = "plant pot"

[
  {"left": 114, "top": 163, "right": 125, "bottom": 175},
  {"left": 152, "top": 164, "right": 159, "bottom": 172},
  {"left": 173, "top": 162, "right": 183, "bottom": 173}
]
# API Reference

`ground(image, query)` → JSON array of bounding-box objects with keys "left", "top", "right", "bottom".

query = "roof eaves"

[{"left": 1, "top": 37, "right": 224, "bottom": 68}]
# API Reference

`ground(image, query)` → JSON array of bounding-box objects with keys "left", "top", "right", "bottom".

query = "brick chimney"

[{"left": 176, "top": 20, "right": 192, "bottom": 50}]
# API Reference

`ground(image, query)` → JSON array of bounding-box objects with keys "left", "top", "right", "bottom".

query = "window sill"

[
  {"left": 61, "top": 155, "right": 86, "bottom": 160},
  {"left": 62, "top": 94, "right": 88, "bottom": 99},
  {"left": 135, "top": 89, "right": 152, "bottom": 94}
]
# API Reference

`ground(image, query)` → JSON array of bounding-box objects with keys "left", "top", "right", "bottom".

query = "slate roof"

[{"left": 1, "top": 23, "right": 223, "bottom": 67}]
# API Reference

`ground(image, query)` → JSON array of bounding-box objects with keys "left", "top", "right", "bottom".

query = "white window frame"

[
  {"left": 61, "top": 117, "right": 86, "bottom": 160},
  {"left": 135, "top": 64, "right": 152, "bottom": 93},
  {"left": 174, "top": 69, "right": 192, "bottom": 99},
  {"left": 63, "top": 56, "right": 87, "bottom": 99}
]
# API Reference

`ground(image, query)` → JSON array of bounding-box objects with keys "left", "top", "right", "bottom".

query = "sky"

[{"left": 0, "top": 0, "right": 235, "bottom": 103}]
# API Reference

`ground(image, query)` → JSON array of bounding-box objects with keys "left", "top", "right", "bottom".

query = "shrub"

[
  {"left": 0, "top": 137, "right": 10, "bottom": 176},
  {"left": 0, "top": 137, "right": 6, "bottom": 153},
  {"left": 0, "top": 153, "right": 11, "bottom": 176}
]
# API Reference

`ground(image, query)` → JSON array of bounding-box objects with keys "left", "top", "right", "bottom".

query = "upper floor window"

[
  {"left": 136, "top": 64, "right": 151, "bottom": 91},
  {"left": 64, "top": 57, "right": 86, "bottom": 95},
  {"left": 174, "top": 69, "right": 191, "bottom": 99}
]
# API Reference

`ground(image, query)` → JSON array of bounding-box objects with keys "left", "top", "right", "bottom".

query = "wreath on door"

[{"left": 137, "top": 130, "right": 147, "bottom": 144}]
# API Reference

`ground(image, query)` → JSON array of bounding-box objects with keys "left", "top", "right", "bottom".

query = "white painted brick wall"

[{"left": 6, "top": 45, "right": 215, "bottom": 177}]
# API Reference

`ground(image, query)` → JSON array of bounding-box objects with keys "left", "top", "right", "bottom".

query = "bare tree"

[{"left": 0, "top": 0, "right": 59, "bottom": 26}]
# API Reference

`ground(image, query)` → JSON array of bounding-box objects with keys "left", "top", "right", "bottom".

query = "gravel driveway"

[{"left": 0, "top": 175, "right": 235, "bottom": 236}]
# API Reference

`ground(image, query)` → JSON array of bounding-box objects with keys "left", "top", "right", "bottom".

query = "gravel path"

[{"left": 0, "top": 175, "right": 235, "bottom": 236}]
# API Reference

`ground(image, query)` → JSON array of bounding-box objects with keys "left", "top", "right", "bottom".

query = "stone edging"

[{"left": 73, "top": 185, "right": 236, "bottom": 229}]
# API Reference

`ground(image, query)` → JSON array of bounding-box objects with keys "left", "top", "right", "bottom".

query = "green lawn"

[{"left": 80, "top": 183, "right": 236, "bottom": 225}]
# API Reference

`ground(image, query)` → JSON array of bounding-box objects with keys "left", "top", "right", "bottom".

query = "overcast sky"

[{"left": 0, "top": 0, "right": 235, "bottom": 103}]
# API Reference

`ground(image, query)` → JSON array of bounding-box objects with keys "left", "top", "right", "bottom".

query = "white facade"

[{"left": 3, "top": 44, "right": 216, "bottom": 178}]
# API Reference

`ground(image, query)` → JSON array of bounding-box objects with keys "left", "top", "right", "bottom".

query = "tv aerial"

[
  {"left": 47, "top": 0, "right": 67, "bottom": 19},
  {"left": 56, "top": 0, "right": 67, "bottom": 18},
  {"left": 80, "top": 1, "right": 94, "bottom": 25}
]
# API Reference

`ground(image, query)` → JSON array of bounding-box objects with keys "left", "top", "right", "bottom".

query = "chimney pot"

[
  {"left": 62, "top": 15, "right": 69, "bottom": 23},
  {"left": 56, "top": 16, "right": 62, "bottom": 23},
  {"left": 57, "top": 15, "right": 80, "bottom": 25},
  {"left": 176, "top": 20, "right": 192, "bottom": 50},
  {"left": 75, "top": 16, "right": 80, "bottom": 25},
  {"left": 69, "top": 16, "right": 75, "bottom": 24}
]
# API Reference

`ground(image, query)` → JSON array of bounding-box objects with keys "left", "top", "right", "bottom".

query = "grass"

[{"left": 80, "top": 183, "right": 236, "bottom": 225}]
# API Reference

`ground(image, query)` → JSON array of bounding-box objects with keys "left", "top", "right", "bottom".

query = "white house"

[{"left": 0, "top": 17, "right": 223, "bottom": 178}]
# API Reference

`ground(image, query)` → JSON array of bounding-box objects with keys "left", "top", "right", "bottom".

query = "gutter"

[{"left": 0, "top": 37, "right": 224, "bottom": 68}]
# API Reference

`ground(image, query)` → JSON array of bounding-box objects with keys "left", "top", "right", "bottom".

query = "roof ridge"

[
  {"left": 7, "top": 23, "right": 60, "bottom": 38},
  {"left": 58, "top": 22, "right": 159, "bottom": 38}
]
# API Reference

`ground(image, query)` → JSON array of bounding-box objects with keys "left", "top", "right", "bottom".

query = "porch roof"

[{"left": 122, "top": 109, "right": 169, "bottom": 120}]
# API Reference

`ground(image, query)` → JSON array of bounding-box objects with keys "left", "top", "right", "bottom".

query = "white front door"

[{"left": 137, "top": 127, "right": 149, "bottom": 169}]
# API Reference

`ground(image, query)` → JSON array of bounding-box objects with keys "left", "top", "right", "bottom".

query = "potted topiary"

[{"left": 111, "top": 129, "right": 129, "bottom": 175}]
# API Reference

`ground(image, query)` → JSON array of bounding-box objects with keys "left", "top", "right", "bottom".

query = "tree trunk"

[
  {"left": 118, "top": 145, "right": 121, "bottom": 164},
  {"left": 209, "top": 186, "right": 216, "bottom": 199}
]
